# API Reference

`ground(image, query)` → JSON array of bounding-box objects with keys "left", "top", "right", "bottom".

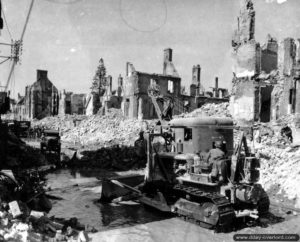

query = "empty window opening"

[
  {"left": 168, "top": 80, "right": 174, "bottom": 93},
  {"left": 184, "top": 128, "right": 192, "bottom": 141}
]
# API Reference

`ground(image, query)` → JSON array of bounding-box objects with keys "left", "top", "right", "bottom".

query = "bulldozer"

[{"left": 100, "top": 116, "right": 269, "bottom": 230}]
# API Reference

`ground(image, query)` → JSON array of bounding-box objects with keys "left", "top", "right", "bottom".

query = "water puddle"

[{"left": 45, "top": 169, "right": 169, "bottom": 231}]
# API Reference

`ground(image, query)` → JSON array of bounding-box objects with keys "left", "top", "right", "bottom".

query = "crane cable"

[{"left": 4, "top": 0, "right": 35, "bottom": 92}]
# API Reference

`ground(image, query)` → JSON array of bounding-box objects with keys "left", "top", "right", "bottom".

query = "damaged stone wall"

[
  {"left": 278, "top": 38, "right": 296, "bottom": 76},
  {"left": 232, "top": 0, "right": 258, "bottom": 78},
  {"left": 85, "top": 93, "right": 101, "bottom": 115},
  {"left": 261, "top": 35, "right": 278, "bottom": 73},
  {"left": 59, "top": 90, "right": 72, "bottom": 115},
  {"left": 59, "top": 91, "right": 86, "bottom": 115},
  {"left": 270, "top": 37, "right": 300, "bottom": 120},
  {"left": 230, "top": 0, "right": 259, "bottom": 123},
  {"left": 71, "top": 94, "right": 86, "bottom": 114},
  {"left": 20, "top": 70, "right": 59, "bottom": 120},
  {"left": 232, "top": 42, "right": 260, "bottom": 78},
  {"left": 122, "top": 68, "right": 181, "bottom": 119},
  {"left": 230, "top": 78, "right": 256, "bottom": 122},
  {"left": 122, "top": 49, "right": 181, "bottom": 120}
]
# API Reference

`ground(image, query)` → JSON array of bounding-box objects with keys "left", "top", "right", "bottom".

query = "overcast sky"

[{"left": 1, "top": 0, "right": 300, "bottom": 98}]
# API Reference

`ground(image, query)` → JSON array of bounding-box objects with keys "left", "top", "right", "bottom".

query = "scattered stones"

[
  {"left": 176, "top": 102, "right": 231, "bottom": 118},
  {"left": 253, "top": 116, "right": 300, "bottom": 209},
  {"left": 33, "top": 109, "right": 154, "bottom": 148}
]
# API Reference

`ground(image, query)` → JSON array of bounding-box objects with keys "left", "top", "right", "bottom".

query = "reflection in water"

[{"left": 46, "top": 169, "right": 169, "bottom": 231}]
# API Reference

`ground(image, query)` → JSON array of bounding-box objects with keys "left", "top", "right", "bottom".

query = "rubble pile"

[
  {"left": 258, "top": 144, "right": 300, "bottom": 208},
  {"left": 178, "top": 102, "right": 231, "bottom": 118},
  {"left": 33, "top": 109, "right": 150, "bottom": 148},
  {"left": 0, "top": 201, "right": 92, "bottom": 241},
  {"left": 32, "top": 114, "right": 87, "bottom": 133},
  {"left": 252, "top": 117, "right": 300, "bottom": 208},
  {"left": 61, "top": 109, "right": 149, "bottom": 147},
  {"left": 0, "top": 170, "right": 96, "bottom": 241},
  {"left": 72, "top": 146, "right": 146, "bottom": 170}
]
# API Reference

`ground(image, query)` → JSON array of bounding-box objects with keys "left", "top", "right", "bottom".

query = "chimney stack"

[
  {"left": 126, "top": 62, "right": 131, "bottom": 76},
  {"left": 37, "top": 70, "right": 48, "bottom": 81},
  {"left": 106, "top": 75, "right": 112, "bottom": 96},
  {"left": 215, "top": 77, "right": 219, "bottom": 98},
  {"left": 164, "top": 48, "right": 172, "bottom": 62},
  {"left": 117, "top": 74, "right": 123, "bottom": 97},
  {"left": 163, "top": 48, "right": 173, "bottom": 75}
]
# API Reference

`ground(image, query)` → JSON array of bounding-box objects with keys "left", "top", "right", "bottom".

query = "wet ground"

[
  {"left": 46, "top": 169, "right": 170, "bottom": 232},
  {"left": 45, "top": 168, "right": 299, "bottom": 235}
]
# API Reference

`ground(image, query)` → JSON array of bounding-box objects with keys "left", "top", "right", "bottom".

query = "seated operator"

[
  {"left": 134, "top": 131, "right": 146, "bottom": 158},
  {"left": 206, "top": 140, "right": 228, "bottom": 184}
]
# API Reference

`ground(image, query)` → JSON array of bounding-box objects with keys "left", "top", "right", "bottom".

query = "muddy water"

[
  {"left": 45, "top": 169, "right": 298, "bottom": 234},
  {"left": 45, "top": 169, "right": 169, "bottom": 231}
]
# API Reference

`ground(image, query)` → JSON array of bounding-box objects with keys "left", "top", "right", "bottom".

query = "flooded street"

[
  {"left": 45, "top": 169, "right": 300, "bottom": 242},
  {"left": 45, "top": 169, "right": 170, "bottom": 232}
]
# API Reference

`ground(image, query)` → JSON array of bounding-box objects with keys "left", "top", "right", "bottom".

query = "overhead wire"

[{"left": 0, "top": 57, "right": 10, "bottom": 65}]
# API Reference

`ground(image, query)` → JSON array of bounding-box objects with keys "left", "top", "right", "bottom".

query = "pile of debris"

[
  {"left": 251, "top": 116, "right": 300, "bottom": 208},
  {"left": 33, "top": 109, "right": 150, "bottom": 148},
  {"left": 0, "top": 170, "right": 95, "bottom": 241},
  {"left": 32, "top": 114, "right": 87, "bottom": 134},
  {"left": 177, "top": 102, "right": 231, "bottom": 118},
  {"left": 62, "top": 109, "right": 145, "bottom": 147},
  {"left": 258, "top": 144, "right": 300, "bottom": 208},
  {"left": 70, "top": 146, "right": 146, "bottom": 170},
  {"left": 0, "top": 200, "right": 92, "bottom": 241}
]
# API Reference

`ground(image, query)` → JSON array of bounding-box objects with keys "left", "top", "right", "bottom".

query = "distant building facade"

[
  {"left": 15, "top": 70, "right": 59, "bottom": 120},
  {"left": 59, "top": 90, "right": 86, "bottom": 115}
]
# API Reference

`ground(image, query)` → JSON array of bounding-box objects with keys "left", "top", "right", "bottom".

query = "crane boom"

[{"left": 4, "top": 0, "right": 35, "bottom": 92}]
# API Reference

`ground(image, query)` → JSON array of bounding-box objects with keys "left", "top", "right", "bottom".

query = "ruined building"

[
  {"left": 230, "top": 0, "right": 275, "bottom": 123},
  {"left": 230, "top": 0, "right": 300, "bottom": 124},
  {"left": 101, "top": 75, "right": 122, "bottom": 111},
  {"left": 85, "top": 75, "right": 122, "bottom": 115},
  {"left": 16, "top": 70, "right": 59, "bottom": 120},
  {"left": 272, "top": 38, "right": 300, "bottom": 119},
  {"left": 59, "top": 90, "right": 86, "bottom": 115},
  {"left": 122, "top": 48, "right": 181, "bottom": 119},
  {"left": 185, "top": 68, "right": 229, "bottom": 112},
  {"left": 121, "top": 48, "right": 229, "bottom": 119}
]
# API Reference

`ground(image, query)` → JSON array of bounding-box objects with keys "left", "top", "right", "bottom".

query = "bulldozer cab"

[
  {"left": 145, "top": 117, "right": 234, "bottom": 185},
  {"left": 169, "top": 117, "right": 234, "bottom": 156}
]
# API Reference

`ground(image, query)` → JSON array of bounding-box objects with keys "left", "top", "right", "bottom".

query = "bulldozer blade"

[{"left": 99, "top": 174, "right": 144, "bottom": 202}]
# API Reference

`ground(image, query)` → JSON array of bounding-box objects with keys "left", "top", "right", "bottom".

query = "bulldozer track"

[{"left": 172, "top": 184, "right": 235, "bottom": 229}]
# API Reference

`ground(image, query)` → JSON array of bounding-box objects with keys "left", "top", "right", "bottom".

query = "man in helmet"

[
  {"left": 206, "top": 140, "right": 228, "bottom": 183},
  {"left": 134, "top": 131, "right": 147, "bottom": 160}
]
